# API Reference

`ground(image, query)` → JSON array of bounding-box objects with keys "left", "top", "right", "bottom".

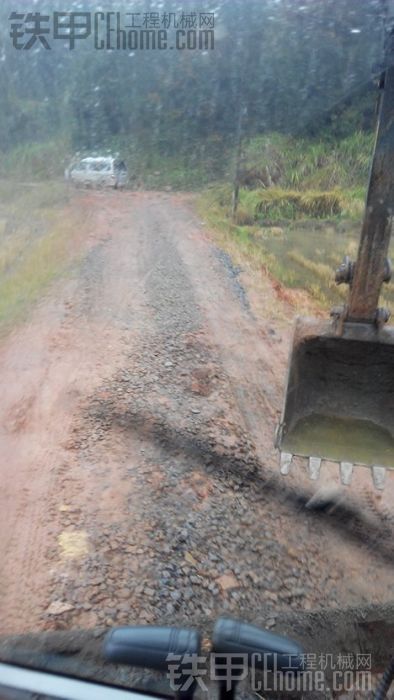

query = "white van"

[{"left": 65, "top": 156, "right": 128, "bottom": 189}]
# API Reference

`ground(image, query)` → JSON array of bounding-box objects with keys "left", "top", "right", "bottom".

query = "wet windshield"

[{"left": 0, "top": 0, "right": 393, "bottom": 694}]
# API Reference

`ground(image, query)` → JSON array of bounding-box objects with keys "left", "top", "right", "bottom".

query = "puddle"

[{"left": 283, "top": 414, "right": 394, "bottom": 468}]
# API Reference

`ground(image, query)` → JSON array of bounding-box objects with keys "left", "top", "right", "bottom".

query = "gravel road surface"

[{"left": 0, "top": 190, "right": 393, "bottom": 637}]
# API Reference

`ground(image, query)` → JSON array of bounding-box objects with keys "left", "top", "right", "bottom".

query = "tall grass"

[{"left": 241, "top": 131, "right": 373, "bottom": 191}]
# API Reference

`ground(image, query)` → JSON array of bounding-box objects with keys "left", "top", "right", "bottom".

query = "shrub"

[{"left": 255, "top": 187, "right": 344, "bottom": 219}]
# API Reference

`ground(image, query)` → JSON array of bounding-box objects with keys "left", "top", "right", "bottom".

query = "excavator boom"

[{"left": 276, "top": 30, "right": 394, "bottom": 489}]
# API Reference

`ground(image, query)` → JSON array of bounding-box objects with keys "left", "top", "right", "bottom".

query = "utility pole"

[{"left": 231, "top": 105, "right": 247, "bottom": 220}]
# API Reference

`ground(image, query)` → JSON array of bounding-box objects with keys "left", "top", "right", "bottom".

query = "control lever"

[
  {"left": 212, "top": 617, "right": 304, "bottom": 700},
  {"left": 104, "top": 626, "right": 201, "bottom": 700}
]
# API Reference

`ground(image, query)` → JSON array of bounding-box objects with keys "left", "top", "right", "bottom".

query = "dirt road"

[{"left": 0, "top": 190, "right": 393, "bottom": 636}]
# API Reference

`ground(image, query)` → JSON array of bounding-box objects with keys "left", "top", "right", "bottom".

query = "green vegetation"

[
  {"left": 199, "top": 131, "right": 393, "bottom": 313},
  {"left": 256, "top": 188, "right": 344, "bottom": 219},
  {"left": 203, "top": 131, "right": 371, "bottom": 225},
  {"left": 108, "top": 136, "right": 231, "bottom": 190},
  {"left": 0, "top": 181, "right": 85, "bottom": 333},
  {"left": 0, "top": 136, "right": 230, "bottom": 191},
  {"left": 240, "top": 131, "right": 374, "bottom": 189}
]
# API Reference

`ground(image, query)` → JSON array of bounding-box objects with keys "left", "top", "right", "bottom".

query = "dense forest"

[{"left": 0, "top": 0, "right": 388, "bottom": 183}]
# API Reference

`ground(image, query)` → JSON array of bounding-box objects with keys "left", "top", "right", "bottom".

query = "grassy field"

[{"left": 0, "top": 180, "right": 87, "bottom": 334}]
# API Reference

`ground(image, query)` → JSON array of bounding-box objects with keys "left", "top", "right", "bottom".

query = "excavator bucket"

[
  {"left": 276, "top": 318, "right": 394, "bottom": 488},
  {"left": 276, "top": 52, "right": 394, "bottom": 489}
]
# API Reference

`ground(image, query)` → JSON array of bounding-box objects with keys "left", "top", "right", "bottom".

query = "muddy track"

[{"left": 0, "top": 190, "right": 393, "bottom": 637}]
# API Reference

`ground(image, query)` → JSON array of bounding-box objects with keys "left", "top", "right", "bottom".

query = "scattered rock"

[
  {"left": 266, "top": 618, "right": 276, "bottom": 629},
  {"left": 184, "top": 552, "right": 198, "bottom": 567},
  {"left": 46, "top": 601, "right": 75, "bottom": 616},
  {"left": 216, "top": 574, "right": 240, "bottom": 592}
]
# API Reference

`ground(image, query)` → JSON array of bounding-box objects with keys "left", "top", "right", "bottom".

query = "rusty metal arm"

[{"left": 346, "top": 33, "right": 394, "bottom": 323}]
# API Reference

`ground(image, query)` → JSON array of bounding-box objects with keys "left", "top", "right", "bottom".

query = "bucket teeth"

[
  {"left": 372, "top": 466, "right": 386, "bottom": 490},
  {"left": 280, "top": 452, "right": 293, "bottom": 475},
  {"left": 308, "top": 456, "right": 321, "bottom": 480},
  {"left": 278, "top": 450, "right": 390, "bottom": 490},
  {"left": 340, "top": 462, "right": 353, "bottom": 486}
]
